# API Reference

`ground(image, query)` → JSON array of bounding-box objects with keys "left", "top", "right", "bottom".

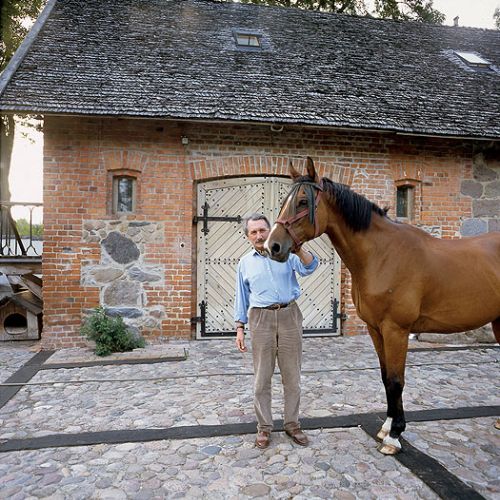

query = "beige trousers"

[{"left": 248, "top": 302, "right": 303, "bottom": 433}]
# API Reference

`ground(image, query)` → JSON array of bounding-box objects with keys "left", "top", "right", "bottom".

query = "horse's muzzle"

[{"left": 267, "top": 240, "right": 291, "bottom": 262}]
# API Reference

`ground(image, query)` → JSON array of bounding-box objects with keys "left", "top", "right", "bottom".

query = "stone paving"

[
  {"left": 0, "top": 336, "right": 498, "bottom": 499},
  {"left": 0, "top": 343, "right": 36, "bottom": 381}
]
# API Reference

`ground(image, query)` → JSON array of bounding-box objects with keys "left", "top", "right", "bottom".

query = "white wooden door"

[{"left": 195, "top": 176, "right": 341, "bottom": 338}]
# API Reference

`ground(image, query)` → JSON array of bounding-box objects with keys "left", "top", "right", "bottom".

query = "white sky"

[
  {"left": 8, "top": 0, "right": 499, "bottom": 221},
  {"left": 432, "top": 0, "right": 499, "bottom": 29},
  {"left": 9, "top": 119, "right": 43, "bottom": 222}
]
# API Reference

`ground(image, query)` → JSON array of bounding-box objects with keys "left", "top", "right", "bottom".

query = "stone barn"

[{"left": 0, "top": 0, "right": 498, "bottom": 348}]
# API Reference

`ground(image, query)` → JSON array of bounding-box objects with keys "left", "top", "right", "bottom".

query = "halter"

[{"left": 276, "top": 180, "right": 324, "bottom": 247}]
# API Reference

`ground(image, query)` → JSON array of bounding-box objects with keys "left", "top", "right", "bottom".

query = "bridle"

[{"left": 276, "top": 180, "right": 324, "bottom": 247}]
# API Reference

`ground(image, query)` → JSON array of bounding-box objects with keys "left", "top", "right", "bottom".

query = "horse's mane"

[{"left": 320, "top": 177, "right": 388, "bottom": 232}]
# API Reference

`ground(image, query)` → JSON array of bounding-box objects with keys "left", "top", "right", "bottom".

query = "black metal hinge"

[
  {"left": 193, "top": 202, "right": 241, "bottom": 234},
  {"left": 332, "top": 298, "right": 347, "bottom": 333},
  {"left": 191, "top": 300, "right": 207, "bottom": 335}
]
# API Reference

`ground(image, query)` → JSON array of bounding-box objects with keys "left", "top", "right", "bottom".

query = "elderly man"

[{"left": 234, "top": 213, "right": 319, "bottom": 449}]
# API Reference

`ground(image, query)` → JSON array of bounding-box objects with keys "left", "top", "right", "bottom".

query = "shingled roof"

[{"left": 1, "top": 0, "right": 499, "bottom": 139}]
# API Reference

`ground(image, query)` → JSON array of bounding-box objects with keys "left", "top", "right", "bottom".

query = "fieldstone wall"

[
  {"left": 81, "top": 220, "right": 165, "bottom": 336},
  {"left": 460, "top": 151, "right": 500, "bottom": 236}
]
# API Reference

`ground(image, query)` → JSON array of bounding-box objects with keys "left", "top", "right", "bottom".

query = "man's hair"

[{"left": 243, "top": 213, "right": 271, "bottom": 236}]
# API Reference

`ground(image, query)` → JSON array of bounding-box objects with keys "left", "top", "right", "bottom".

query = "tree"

[
  {"left": 1, "top": 0, "right": 46, "bottom": 71},
  {"left": 1, "top": 1, "right": 46, "bottom": 205},
  {"left": 12, "top": 217, "right": 43, "bottom": 238},
  {"left": 240, "top": 0, "right": 445, "bottom": 23},
  {"left": 494, "top": 7, "right": 500, "bottom": 30}
]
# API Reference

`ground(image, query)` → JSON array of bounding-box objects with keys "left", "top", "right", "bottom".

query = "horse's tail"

[{"left": 493, "top": 318, "right": 500, "bottom": 344}]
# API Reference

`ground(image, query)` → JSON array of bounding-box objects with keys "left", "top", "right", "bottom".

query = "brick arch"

[
  {"left": 101, "top": 149, "right": 150, "bottom": 173},
  {"left": 189, "top": 154, "right": 352, "bottom": 184}
]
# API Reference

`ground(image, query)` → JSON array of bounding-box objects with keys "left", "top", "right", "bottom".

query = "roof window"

[
  {"left": 454, "top": 51, "right": 491, "bottom": 69},
  {"left": 232, "top": 29, "right": 263, "bottom": 50}
]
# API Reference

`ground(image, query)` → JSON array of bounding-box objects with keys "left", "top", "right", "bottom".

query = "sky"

[
  {"left": 8, "top": 0, "right": 499, "bottom": 223},
  {"left": 432, "top": 0, "right": 499, "bottom": 29},
  {"left": 9, "top": 119, "right": 43, "bottom": 223}
]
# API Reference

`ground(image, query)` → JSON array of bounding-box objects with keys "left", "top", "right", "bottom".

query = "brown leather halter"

[{"left": 276, "top": 180, "right": 324, "bottom": 247}]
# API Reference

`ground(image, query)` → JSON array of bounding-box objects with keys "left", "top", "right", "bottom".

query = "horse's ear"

[
  {"left": 289, "top": 161, "right": 301, "bottom": 181},
  {"left": 306, "top": 157, "right": 319, "bottom": 183}
]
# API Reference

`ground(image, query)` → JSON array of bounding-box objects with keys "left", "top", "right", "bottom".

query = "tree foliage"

[
  {"left": 1, "top": 0, "right": 46, "bottom": 71},
  {"left": 14, "top": 218, "right": 43, "bottom": 238},
  {"left": 495, "top": 7, "right": 500, "bottom": 30},
  {"left": 240, "top": 0, "right": 445, "bottom": 23}
]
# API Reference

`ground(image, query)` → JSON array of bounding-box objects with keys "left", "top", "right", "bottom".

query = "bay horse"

[{"left": 265, "top": 157, "right": 500, "bottom": 455}]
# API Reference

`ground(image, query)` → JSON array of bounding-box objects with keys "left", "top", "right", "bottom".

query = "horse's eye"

[{"left": 298, "top": 199, "right": 307, "bottom": 207}]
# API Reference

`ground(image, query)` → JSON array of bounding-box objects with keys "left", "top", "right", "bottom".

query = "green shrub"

[{"left": 81, "top": 307, "right": 145, "bottom": 356}]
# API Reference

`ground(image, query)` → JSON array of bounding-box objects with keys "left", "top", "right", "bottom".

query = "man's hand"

[
  {"left": 294, "top": 246, "right": 313, "bottom": 265},
  {"left": 236, "top": 329, "right": 247, "bottom": 352}
]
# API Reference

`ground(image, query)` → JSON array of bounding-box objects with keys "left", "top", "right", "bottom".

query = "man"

[{"left": 234, "top": 213, "right": 319, "bottom": 449}]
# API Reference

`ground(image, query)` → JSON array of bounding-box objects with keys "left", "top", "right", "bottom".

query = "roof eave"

[{"left": 1, "top": 106, "right": 498, "bottom": 142}]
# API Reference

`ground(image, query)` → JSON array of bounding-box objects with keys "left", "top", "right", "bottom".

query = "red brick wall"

[{"left": 42, "top": 116, "right": 476, "bottom": 347}]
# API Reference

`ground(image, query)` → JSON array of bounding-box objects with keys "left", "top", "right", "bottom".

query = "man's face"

[{"left": 246, "top": 219, "right": 270, "bottom": 252}]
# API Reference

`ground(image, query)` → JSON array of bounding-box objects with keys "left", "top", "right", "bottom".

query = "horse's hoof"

[
  {"left": 495, "top": 419, "right": 500, "bottom": 430},
  {"left": 376, "top": 429, "right": 389, "bottom": 441},
  {"left": 377, "top": 443, "right": 401, "bottom": 455},
  {"left": 378, "top": 435, "right": 402, "bottom": 455}
]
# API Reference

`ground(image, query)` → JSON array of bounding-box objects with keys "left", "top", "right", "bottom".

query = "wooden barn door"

[{"left": 195, "top": 176, "right": 341, "bottom": 339}]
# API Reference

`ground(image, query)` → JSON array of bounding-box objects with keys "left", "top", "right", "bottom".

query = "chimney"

[{"left": 453, "top": 16, "right": 459, "bottom": 27}]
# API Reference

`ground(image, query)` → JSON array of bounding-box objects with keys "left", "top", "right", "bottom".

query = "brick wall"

[{"left": 42, "top": 116, "right": 482, "bottom": 347}]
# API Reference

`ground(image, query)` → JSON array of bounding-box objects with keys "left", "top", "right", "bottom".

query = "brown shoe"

[
  {"left": 255, "top": 431, "right": 271, "bottom": 449},
  {"left": 286, "top": 428, "right": 309, "bottom": 446}
]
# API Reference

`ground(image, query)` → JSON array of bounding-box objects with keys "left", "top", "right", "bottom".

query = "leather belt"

[{"left": 258, "top": 301, "right": 294, "bottom": 310}]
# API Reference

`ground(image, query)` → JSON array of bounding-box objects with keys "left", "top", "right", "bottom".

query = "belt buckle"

[{"left": 275, "top": 303, "right": 281, "bottom": 310}]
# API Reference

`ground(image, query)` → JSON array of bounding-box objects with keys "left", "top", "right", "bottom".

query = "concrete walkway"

[{"left": 0, "top": 336, "right": 498, "bottom": 499}]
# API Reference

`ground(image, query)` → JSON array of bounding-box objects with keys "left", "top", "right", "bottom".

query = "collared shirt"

[{"left": 234, "top": 249, "right": 319, "bottom": 325}]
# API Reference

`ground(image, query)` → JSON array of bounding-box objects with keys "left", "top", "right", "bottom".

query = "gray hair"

[{"left": 243, "top": 213, "right": 271, "bottom": 236}]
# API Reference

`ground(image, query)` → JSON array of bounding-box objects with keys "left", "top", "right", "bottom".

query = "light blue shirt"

[{"left": 234, "top": 249, "right": 319, "bottom": 325}]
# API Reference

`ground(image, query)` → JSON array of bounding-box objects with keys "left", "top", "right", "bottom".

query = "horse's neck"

[{"left": 324, "top": 212, "right": 393, "bottom": 278}]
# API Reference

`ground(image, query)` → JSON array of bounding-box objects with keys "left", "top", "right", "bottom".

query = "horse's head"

[{"left": 265, "top": 157, "right": 325, "bottom": 262}]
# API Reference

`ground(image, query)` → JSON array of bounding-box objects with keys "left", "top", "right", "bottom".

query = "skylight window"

[
  {"left": 236, "top": 33, "right": 261, "bottom": 47},
  {"left": 232, "top": 29, "right": 263, "bottom": 51},
  {"left": 455, "top": 51, "right": 491, "bottom": 68}
]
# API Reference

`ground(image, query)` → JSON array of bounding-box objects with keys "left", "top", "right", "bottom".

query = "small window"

[
  {"left": 113, "top": 176, "right": 136, "bottom": 213},
  {"left": 396, "top": 185, "right": 414, "bottom": 219},
  {"left": 232, "top": 29, "right": 263, "bottom": 50},
  {"left": 236, "top": 33, "right": 261, "bottom": 47},
  {"left": 455, "top": 51, "right": 491, "bottom": 69}
]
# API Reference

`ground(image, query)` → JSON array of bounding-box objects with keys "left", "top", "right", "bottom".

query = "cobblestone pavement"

[
  {"left": 0, "top": 336, "right": 498, "bottom": 499},
  {"left": 0, "top": 344, "right": 35, "bottom": 381}
]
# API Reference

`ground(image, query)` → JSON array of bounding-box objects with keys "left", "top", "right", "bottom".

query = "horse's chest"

[{"left": 353, "top": 284, "right": 413, "bottom": 327}]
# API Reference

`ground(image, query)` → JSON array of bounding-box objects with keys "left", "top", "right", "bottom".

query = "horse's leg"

[
  {"left": 490, "top": 319, "right": 500, "bottom": 426},
  {"left": 492, "top": 318, "right": 500, "bottom": 344},
  {"left": 378, "top": 324, "right": 410, "bottom": 455},
  {"left": 367, "top": 327, "right": 392, "bottom": 441}
]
